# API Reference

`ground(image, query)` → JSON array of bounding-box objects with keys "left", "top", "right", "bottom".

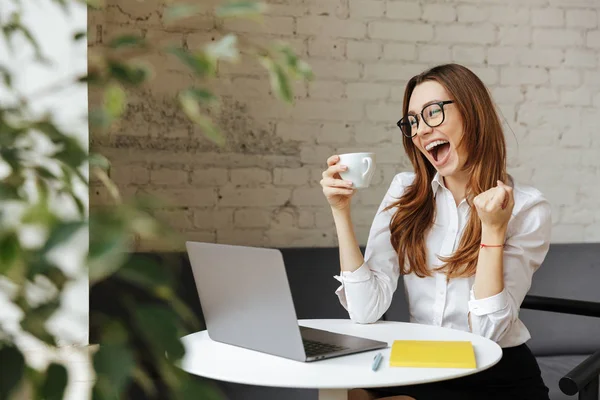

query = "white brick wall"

[{"left": 91, "top": 0, "right": 600, "bottom": 249}]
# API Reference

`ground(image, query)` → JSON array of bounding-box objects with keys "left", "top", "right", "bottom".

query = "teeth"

[{"left": 425, "top": 140, "right": 449, "bottom": 151}]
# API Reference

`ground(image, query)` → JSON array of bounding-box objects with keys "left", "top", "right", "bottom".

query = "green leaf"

[
  {"left": 0, "top": 64, "right": 12, "bottom": 87},
  {"left": 108, "top": 34, "right": 146, "bottom": 49},
  {"left": 275, "top": 44, "right": 314, "bottom": 80},
  {"left": 180, "top": 87, "right": 218, "bottom": 105},
  {"left": 116, "top": 255, "right": 172, "bottom": 290},
  {"left": 73, "top": 31, "right": 86, "bottom": 41},
  {"left": 89, "top": 108, "right": 113, "bottom": 129},
  {"left": 166, "top": 47, "right": 216, "bottom": 77},
  {"left": 164, "top": 3, "right": 202, "bottom": 23},
  {"left": 42, "top": 221, "right": 86, "bottom": 255},
  {"left": 93, "top": 343, "right": 134, "bottom": 397},
  {"left": 35, "top": 166, "right": 58, "bottom": 180},
  {"left": 54, "top": 137, "right": 87, "bottom": 169},
  {"left": 82, "top": 0, "right": 103, "bottom": 9},
  {"left": 134, "top": 305, "right": 185, "bottom": 361},
  {"left": 108, "top": 60, "right": 149, "bottom": 86},
  {"left": 0, "top": 182, "right": 21, "bottom": 200},
  {"left": 178, "top": 90, "right": 225, "bottom": 146},
  {"left": 88, "top": 213, "right": 130, "bottom": 284},
  {"left": 115, "top": 255, "right": 201, "bottom": 330},
  {"left": 176, "top": 378, "right": 224, "bottom": 400},
  {"left": 104, "top": 83, "right": 127, "bottom": 119},
  {"left": 204, "top": 34, "right": 239, "bottom": 62},
  {"left": 21, "top": 301, "right": 60, "bottom": 346},
  {"left": 0, "top": 344, "right": 25, "bottom": 400},
  {"left": 89, "top": 153, "right": 111, "bottom": 170},
  {"left": 0, "top": 232, "right": 21, "bottom": 275},
  {"left": 216, "top": 1, "right": 267, "bottom": 18},
  {"left": 51, "top": 0, "right": 69, "bottom": 13},
  {"left": 259, "top": 56, "right": 292, "bottom": 103},
  {"left": 33, "top": 120, "right": 66, "bottom": 144},
  {"left": 131, "top": 366, "right": 157, "bottom": 397},
  {"left": 41, "top": 363, "right": 68, "bottom": 400},
  {"left": 72, "top": 193, "right": 87, "bottom": 218}
]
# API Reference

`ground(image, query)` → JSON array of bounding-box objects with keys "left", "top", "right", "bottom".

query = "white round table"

[{"left": 179, "top": 319, "right": 503, "bottom": 400}]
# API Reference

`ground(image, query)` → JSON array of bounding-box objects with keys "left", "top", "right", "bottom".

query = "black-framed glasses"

[{"left": 397, "top": 100, "right": 454, "bottom": 138}]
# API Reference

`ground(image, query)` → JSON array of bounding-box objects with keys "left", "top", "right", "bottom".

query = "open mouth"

[{"left": 425, "top": 140, "right": 451, "bottom": 163}]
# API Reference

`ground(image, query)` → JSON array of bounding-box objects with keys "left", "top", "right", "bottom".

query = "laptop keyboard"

[{"left": 302, "top": 338, "right": 349, "bottom": 357}]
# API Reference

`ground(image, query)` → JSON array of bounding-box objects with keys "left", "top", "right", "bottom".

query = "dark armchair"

[{"left": 521, "top": 295, "right": 600, "bottom": 400}]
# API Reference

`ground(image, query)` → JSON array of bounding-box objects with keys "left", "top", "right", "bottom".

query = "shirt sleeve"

[
  {"left": 334, "top": 173, "right": 408, "bottom": 324},
  {"left": 468, "top": 195, "right": 552, "bottom": 343}
]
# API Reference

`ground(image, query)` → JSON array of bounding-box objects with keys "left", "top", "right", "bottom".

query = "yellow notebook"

[{"left": 389, "top": 340, "right": 476, "bottom": 369}]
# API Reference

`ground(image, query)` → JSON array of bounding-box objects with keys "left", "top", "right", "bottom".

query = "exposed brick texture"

[{"left": 90, "top": 0, "right": 600, "bottom": 250}]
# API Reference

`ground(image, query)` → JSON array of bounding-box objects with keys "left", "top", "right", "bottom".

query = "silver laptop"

[{"left": 185, "top": 241, "right": 387, "bottom": 362}]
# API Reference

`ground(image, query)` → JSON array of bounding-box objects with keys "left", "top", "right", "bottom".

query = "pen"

[{"left": 371, "top": 352, "right": 383, "bottom": 371}]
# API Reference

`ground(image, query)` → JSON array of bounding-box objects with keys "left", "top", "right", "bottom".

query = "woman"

[{"left": 320, "top": 64, "right": 552, "bottom": 400}]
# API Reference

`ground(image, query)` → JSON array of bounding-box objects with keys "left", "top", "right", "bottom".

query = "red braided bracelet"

[{"left": 480, "top": 243, "right": 505, "bottom": 248}]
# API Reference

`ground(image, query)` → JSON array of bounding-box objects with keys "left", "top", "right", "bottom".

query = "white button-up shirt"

[{"left": 335, "top": 171, "right": 552, "bottom": 348}]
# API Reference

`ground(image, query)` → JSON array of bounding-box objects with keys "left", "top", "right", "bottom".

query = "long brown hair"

[{"left": 386, "top": 63, "right": 507, "bottom": 279}]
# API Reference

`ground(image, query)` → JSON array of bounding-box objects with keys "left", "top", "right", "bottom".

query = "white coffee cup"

[{"left": 338, "top": 152, "right": 376, "bottom": 189}]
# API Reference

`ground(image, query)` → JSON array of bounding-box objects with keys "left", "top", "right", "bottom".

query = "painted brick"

[
  {"left": 292, "top": 100, "right": 365, "bottom": 122},
  {"left": 349, "top": 0, "right": 385, "bottom": 18},
  {"left": 560, "top": 87, "right": 592, "bottom": 106},
  {"left": 307, "top": 60, "right": 361, "bottom": 79},
  {"left": 488, "top": 7, "right": 530, "bottom": 25},
  {"left": 193, "top": 208, "right": 234, "bottom": 230},
  {"left": 347, "top": 41, "right": 382, "bottom": 60},
  {"left": 274, "top": 168, "right": 310, "bottom": 185},
  {"left": 586, "top": 30, "right": 600, "bottom": 48},
  {"left": 564, "top": 49, "right": 598, "bottom": 68},
  {"left": 317, "top": 123, "right": 355, "bottom": 143},
  {"left": 487, "top": 46, "right": 519, "bottom": 65},
  {"left": 434, "top": 25, "right": 496, "bottom": 44},
  {"left": 550, "top": 68, "right": 582, "bottom": 86},
  {"left": 364, "top": 63, "right": 430, "bottom": 81},
  {"left": 191, "top": 168, "right": 228, "bottom": 186},
  {"left": 498, "top": 26, "right": 532, "bottom": 45},
  {"left": 385, "top": 2, "right": 422, "bottom": 20},
  {"left": 234, "top": 209, "right": 272, "bottom": 228},
  {"left": 532, "top": 28, "right": 584, "bottom": 47},
  {"left": 566, "top": 9, "right": 597, "bottom": 28},
  {"left": 230, "top": 168, "right": 272, "bottom": 186},
  {"left": 457, "top": 5, "right": 488, "bottom": 22},
  {"left": 369, "top": 22, "right": 434, "bottom": 41},
  {"left": 308, "top": 81, "right": 346, "bottom": 99},
  {"left": 297, "top": 16, "right": 367, "bottom": 38},
  {"left": 219, "top": 187, "right": 291, "bottom": 207},
  {"left": 383, "top": 43, "right": 417, "bottom": 61},
  {"left": 150, "top": 168, "right": 188, "bottom": 186},
  {"left": 308, "top": 37, "right": 346, "bottom": 59},
  {"left": 418, "top": 45, "right": 452, "bottom": 63},
  {"left": 531, "top": 8, "right": 565, "bottom": 27},
  {"left": 222, "top": 16, "right": 295, "bottom": 35},
  {"left": 100, "top": 0, "right": 599, "bottom": 248},
  {"left": 422, "top": 4, "right": 457, "bottom": 22},
  {"left": 519, "top": 49, "right": 564, "bottom": 67},
  {"left": 346, "top": 83, "right": 390, "bottom": 100},
  {"left": 110, "top": 165, "right": 149, "bottom": 185},
  {"left": 452, "top": 46, "right": 485, "bottom": 64},
  {"left": 291, "top": 187, "right": 328, "bottom": 206}
]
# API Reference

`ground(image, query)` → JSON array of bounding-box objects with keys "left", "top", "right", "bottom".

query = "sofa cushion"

[{"left": 537, "top": 354, "right": 598, "bottom": 400}]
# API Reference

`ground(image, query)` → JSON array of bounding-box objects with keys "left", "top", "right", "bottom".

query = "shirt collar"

[{"left": 431, "top": 171, "right": 444, "bottom": 198}]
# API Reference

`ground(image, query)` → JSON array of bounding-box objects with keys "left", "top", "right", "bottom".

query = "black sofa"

[{"left": 91, "top": 243, "right": 600, "bottom": 399}]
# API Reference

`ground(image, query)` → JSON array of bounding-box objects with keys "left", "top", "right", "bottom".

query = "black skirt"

[{"left": 366, "top": 343, "right": 550, "bottom": 400}]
